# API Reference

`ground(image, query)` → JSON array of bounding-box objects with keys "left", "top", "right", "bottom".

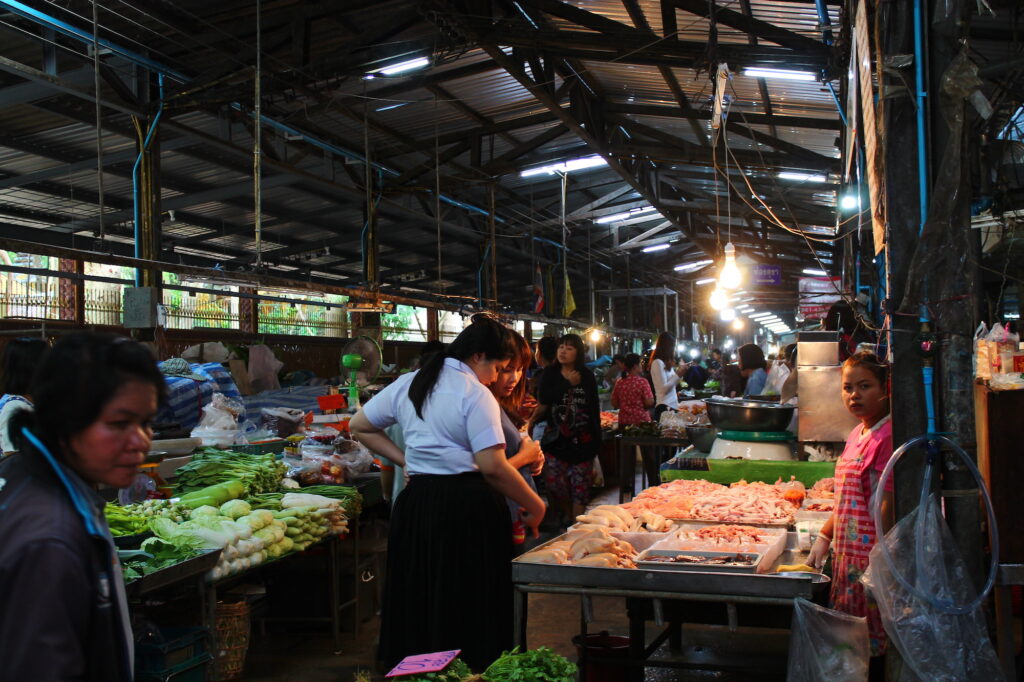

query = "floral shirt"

[{"left": 612, "top": 375, "right": 653, "bottom": 426}]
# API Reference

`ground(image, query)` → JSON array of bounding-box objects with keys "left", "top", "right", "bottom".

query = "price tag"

[{"left": 385, "top": 650, "right": 461, "bottom": 678}]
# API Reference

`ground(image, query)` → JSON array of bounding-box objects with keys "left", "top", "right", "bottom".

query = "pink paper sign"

[{"left": 385, "top": 650, "right": 462, "bottom": 678}]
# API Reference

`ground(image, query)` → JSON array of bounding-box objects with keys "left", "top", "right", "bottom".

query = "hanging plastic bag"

[
  {"left": 786, "top": 598, "right": 869, "bottom": 682},
  {"left": 762, "top": 359, "right": 790, "bottom": 396},
  {"left": 862, "top": 494, "right": 1004, "bottom": 681}
]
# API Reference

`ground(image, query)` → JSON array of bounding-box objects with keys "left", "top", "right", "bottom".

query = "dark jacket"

[
  {"left": 537, "top": 365, "right": 602, "bottom": 464},
  {"left": 0, "top": 448, "right": 133, "bottom": 682}
]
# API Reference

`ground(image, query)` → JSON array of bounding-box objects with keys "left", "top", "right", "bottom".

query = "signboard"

[
  {"left": 799, "top": 277, "right": 842, "bottom": 321},
  {"left": 386, "top": 650, "right": 461, "bottom": 678},
  {"left": 751, "top": 264, "right": 782, "bottom": 286}
]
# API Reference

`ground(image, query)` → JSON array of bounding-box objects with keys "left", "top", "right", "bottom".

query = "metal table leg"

[
  {"left": 995, "top": 583, "right": 1015, "bottom": 679},
  {"left": 618, "top": 439, "right": 632, "bottom": 503},
  {"left": 513, "top": 586, "right": 529, "bottom": 649},
  {"left": 328, "top": 535, "right": 341, "bottom": 653},
  {"left": 628, "top": 608, "right": 646, "bottom": 682}
]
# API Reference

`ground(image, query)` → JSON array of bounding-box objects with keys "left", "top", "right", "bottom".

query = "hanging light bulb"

[
  {"left": 731, "top": 317, "right": 744, "bottom": 330},
  {"left": 589, "top": 328, "right": 603, "bottom": 343},
  {"left": 720, "top": 307, "right": 736, "bottom": 322},
  {"left": 718, "top": 242, "right": 742, "bottom": 290},
  {"left": 709, "top": 287, "right": 728, "bottom": 310}
]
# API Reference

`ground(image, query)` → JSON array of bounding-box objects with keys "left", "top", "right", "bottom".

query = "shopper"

[
  {"left": 0, "top": 337, "right": 49, "bottom": 455},
  {"left": 737, "top": 343, "right": 768, "bottom": 397},
  {"left": 604, "top": 353, "right": 627, "bottom": 392},
  {"left": 807, "top": 352, "right": 893, "bottom": 671},
  {"left": 0, "top": 332, "right": 164, "bottom": 682},
  {"left": 528, "top": 336, "right": 558, "bottom": 441},
  {"left": 648, "top": 332, "right": 686, "bottom": 409},
  {"left": 529, "top": 333, "right": 602, "bottom": 526},
  {"left": 349, "top": 315, "right": 545, "bottom": 671},
  {"left": 611, "top": 353, "right": 659, "bottom": 493},
  {"left": 489, "top": 330, "right": 545, "bottom": 544}
]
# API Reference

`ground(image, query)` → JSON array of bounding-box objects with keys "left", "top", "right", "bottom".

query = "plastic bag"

[
  {"left": 261, "top": 407, "right": 305, "bottom": 437},
  {"left": 190, "top": 393, "right": 247, "bottom": 446},
  {"left": 787, "top": 598, "right": 869, "bottom": 682},
  {"left": 862, "top": 494, "right": 1004, "bottom": 681},
  {"left": 762, "top": 359, "right": 790, "bottom": 396}
]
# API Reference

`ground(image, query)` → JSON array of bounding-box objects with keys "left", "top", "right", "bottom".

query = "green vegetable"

[
  {"left": 178, "top": 480, "right": 246, "bottom": 509},
  {"left": 191, "top": 505, "right": 220, "bottom": 517},
  {"left": 104, "top": 503, "right": 149, "bottom": 536},
  {"left": 483, "top": 647, "right": 576, "bottom": 682},
  {"left": 175, "top": 448, "right": 287, "bottom": 496},
  {"left": 292, "top": 485, "right": 363, "bottom": 517},
  {"left": 219, "top": 499, "right": 252, "bottom": 519}
]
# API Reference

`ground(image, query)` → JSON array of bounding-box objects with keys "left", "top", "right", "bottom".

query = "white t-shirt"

[
  {"left": 362, "top": 358, "right": 505, "bottom": 476},
  {"left": 0, "top": 396, "right": 32, "bottom": 453},
  {"left": 650, "top": 358, "right": 681, "bottom": 409}
]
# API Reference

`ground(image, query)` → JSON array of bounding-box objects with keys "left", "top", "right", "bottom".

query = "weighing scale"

[{"left": 709, "top": 430, "right": 796, "bottom": 461}]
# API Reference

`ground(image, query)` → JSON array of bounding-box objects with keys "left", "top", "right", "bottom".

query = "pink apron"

[{"left": 830, "top": 418, "right": 892, "bottom": 656}]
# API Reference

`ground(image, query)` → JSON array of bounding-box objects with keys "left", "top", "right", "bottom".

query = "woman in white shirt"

[
  {"left": 0, "top": 338, "right": 49, "bottom": 455},
  {"left": 350, "top": 315, "right": 545, "bottom": 671},
  {"left": 648, "top": 332, "right": 688, "bottom": 410}
]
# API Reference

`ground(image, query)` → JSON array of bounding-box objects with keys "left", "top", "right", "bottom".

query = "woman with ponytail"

[
  {"left": 350, "top": 315, "right": 546, "bottom": 671},
  {"left": 0, "top": 333, "right": 165, "bottom": 682}
]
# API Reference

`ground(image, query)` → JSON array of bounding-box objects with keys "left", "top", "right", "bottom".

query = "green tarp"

[{"left": 661, "top": 459, "right": 835, "bottom": 487}]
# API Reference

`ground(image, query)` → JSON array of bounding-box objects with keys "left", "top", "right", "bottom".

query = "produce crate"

[
  {"left": 135, "top": 652, "right": 212, "bottom": 682},
  {"left": 136, "top": 627, "right": 208, "bottom": 674}
]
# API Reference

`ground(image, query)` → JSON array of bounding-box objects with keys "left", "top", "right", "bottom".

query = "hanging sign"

[
  {"left": 799, "top": 277, "right": 843, "bottom": 321},
  {"left": 386, "top": 650, "right": 461, "bottom": 678},
  {"left": 751, "top": 264, "right": 782, "bottom": 286}
]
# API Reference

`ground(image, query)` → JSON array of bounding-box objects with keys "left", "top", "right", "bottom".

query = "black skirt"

[{"left": 378, "top": 472, "right": 513, "bottom": 672}]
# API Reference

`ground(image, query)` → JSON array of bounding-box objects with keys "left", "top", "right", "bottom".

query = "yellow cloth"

[
  {"left": 562, "top": 272, "right": 576, "bottom": 317},
  {"left": 776, "top": 563, "right": 816, "bottom": 573}
]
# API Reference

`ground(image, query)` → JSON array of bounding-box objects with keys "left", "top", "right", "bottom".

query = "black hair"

[
  {"left": 556, "top": 333, "right": 587, "bottom": 371},
  {"left": 783, "top": 343, "right": 798, "bottom": 366},
  {"left": 612, "top": 354, "right": 626, "bottom": 365},
  {"left": 0, "top": 337, "right": 49, "bottom": 396},
  {"left": 711, "top": 348, "right": 722, "bottom": 356},
  {"left": 11, "top": 333, "right": 165, "bottom": 460},
  {"left": 623, "top": 353, "right": 642, "bottom": 370},
  {"left": 650, "top": 331, "right": 676, "bottom": 366},
  {"left": 737, "top": 343, "right": 767, "bottom": 371},
  {"left": 536, "top": 336, "right": 558, "bottom": 364},
  {"left": 421, "top": 340, "right": 445, "bottom": 357},
  {"left": 843, "top": 351, "right": 889, "bottom": 387},
  {"left": 408, "top": 314, "right": 514, "bottom": 418}
]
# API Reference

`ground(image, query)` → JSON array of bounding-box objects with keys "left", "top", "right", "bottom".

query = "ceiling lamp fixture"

[
  {"left": 743, "top": 67, "right": 816, "bottom": 81},
  {"left": 720, "top": 307, "right": 736, "bottom": 322},
  {"left": 520, "top": 155, "right": 608, "bottom": 178},
  {"left": 595, "top": 205, "right": 659, "bottom": 224},
  {"left": 642, "top": 243, "right": 670, "bottom": 253},
  {"left": 778, "top": 171, "right": 828, "bottom": 183},
  {"left": 732, "top": 317, "right": 745, "bottom": 330},
  {"left": 695, "top": 277, "right": 716, "bottom": 286},
  {"left": 369, "top": 56, "right": 430, "bottom": 77},
  {"left": 802, "top": 268, "right": 829, "bottom": 276},
  {"left": 709, "top": 287, "right": 728, "bottom": 310},
  {"left": 839, "top": 193, "right": 860, "bottom": 210},
  {"left": 674, "top": 259, "right": 713, "bottom": 272},
  {"left": 588, "top": 328, "right": 603, "bottom": 343},
  {"left": 718, "top": 242, "right": 742, "bottom": 289}
]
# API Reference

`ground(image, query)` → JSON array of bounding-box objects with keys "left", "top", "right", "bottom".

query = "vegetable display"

[
  {"left": 396, "top": 658, "right": 473, "bottom": 681},
  {"left": 104, "top": 503, "right": 149, "bottom": 537},
  {"left": 174, "top": 447, "right": 287, "bottom": 496},
  {"left": 120, "top": 499, "right": 191, "bottom": 523},
  {"left": 177, "top": 480, "right": 246, "bottom": 509},
  {"left": 483, "top": 647, "right": 576, "bottom": 681}
]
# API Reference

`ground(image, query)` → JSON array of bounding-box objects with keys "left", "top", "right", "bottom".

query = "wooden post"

[
  {"left": 239, "top": 287, "right": 258, "bottom": 334},
  {"left": 57, "top": 258, "right": 81, "bottom": 322},
  {"left": 426, "top": 307, "right": 439, "bottom": 342}
]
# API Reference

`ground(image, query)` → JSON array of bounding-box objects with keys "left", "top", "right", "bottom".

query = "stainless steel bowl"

[
  {"left": 685, "top": 425, "right": 718, "bottom": 452},
  {"left": 705, "top": 397, "right": 795, "bottom": 432}
]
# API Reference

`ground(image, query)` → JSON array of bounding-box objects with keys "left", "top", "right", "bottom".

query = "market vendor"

[
  {"left": 737, "top": 343, "right": 768, "bottom": 397},
  {"left": 349, "top": 315, "right": 545, "bottom": 671},
  {"left": 612, "top": 353, "right": 659, "bottom": 490},
  {"left": 0, "top": 332, "right": 165, "bottom": 682},
  {"left": 0, "top": 336, "right": 49, "bottom": 455},
  {"left": 648, "top": 331, "right": 688, "bottom": 409},
  {"left": 807, "top": 351, "right": 894, "bottom": 672}
]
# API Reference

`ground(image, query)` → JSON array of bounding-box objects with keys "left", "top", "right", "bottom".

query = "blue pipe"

[
  {"left": 477, "top": 241, "right": 492, "bottom": 306},
  {"left": 131, "top": 74, "right": 165, "bottom": 286},
  {"left": 913, "top": 0, "right": 929, "bottom": 226},
  {"left": 813, "top": 0, "right": 834, "bottom": 45},
  {"left": 0, "top": 0, "right": 189, "bottom": 82},
  {"left": 826, "top": 82, "right": 848, "bottom": 128}
]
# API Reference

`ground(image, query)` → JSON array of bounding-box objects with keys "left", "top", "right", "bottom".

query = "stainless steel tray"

[
  {"left": 636, "top": 549, "right": 762, "bottom": 573},
  {"left": 125, "top": 548, "right": 222, "bottom": 597}
]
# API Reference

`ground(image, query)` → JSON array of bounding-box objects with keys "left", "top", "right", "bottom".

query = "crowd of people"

[{"left": 0, "top": 322, "right": 895, "bottom": 679}]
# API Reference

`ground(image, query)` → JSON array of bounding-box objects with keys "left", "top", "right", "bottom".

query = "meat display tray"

[
  {"left": 512, "top": 534, "right": 815, "bottom": 600},
  {"left": 636, "top": 549, "right": 763, "bottom": 573}
]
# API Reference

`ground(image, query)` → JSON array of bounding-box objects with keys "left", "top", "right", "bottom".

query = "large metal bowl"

[
  {"left": 685, "top": 425, "right": 718, "bottom": 452},
  {"left": 705, "top": 397, "right": 795, "bottom": 432}
]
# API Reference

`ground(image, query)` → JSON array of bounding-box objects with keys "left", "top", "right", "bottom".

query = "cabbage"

[
  {"left": 191, "top": 505, "right": 220, "bottom": 517},
  {"left": 219, "top": 499, "right": 252, "bottom": 520}
]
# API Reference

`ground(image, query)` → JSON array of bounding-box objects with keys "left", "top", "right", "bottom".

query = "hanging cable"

[
  {"left": 91, "top": 0, "right": 104, "bottom": 241},
  {"left": 253, "top": 0, "right": 262, "bottom": 267},
  {"left": 435, "top": 94, "right": 442, "bottom": 293}
]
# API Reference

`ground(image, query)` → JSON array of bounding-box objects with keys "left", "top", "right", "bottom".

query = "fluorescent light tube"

[
  {"left": 378, "top": 57, "right": 430, "bottom": 75},
  {"left": 695, "top": 278, "right": 716, "bottom": 286},
  {"left": 802, "top": 268, "right": 828, "bottom": 276},
  {"left": 642, "top": 243, "right": 670, "bottom": 253},
  {"left": 744, "top": 68, "right": 816, "bottom": 81},
  {"left": 778, "top": 171, "right": 828, "bottom": 183},
  {"left": 521, "top": 155, "right": 607, "bottom": 178},
  {"left": 595, "top": 211, "right": 630, "bottom": 224}
]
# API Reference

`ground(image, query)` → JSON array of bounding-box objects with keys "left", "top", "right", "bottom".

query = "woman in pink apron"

[{"left": 808, "top": 352, "right": 894, "bottom": 674}]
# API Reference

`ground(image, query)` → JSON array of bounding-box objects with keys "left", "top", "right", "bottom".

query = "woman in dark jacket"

[
  {"left": 528, "top": 333, "right": 601, "bottom": 526},
  {"left": 0, "top": 333, "right": 165, "bottom": 682}
]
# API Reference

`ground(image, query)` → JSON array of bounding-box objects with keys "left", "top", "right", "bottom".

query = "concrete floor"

[{"left": 243, "top": 475, "right": 792, "bottom": 682}]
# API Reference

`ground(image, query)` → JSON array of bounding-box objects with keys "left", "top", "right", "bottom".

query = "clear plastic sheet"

[
  {"left": 862, "top": 494, "right": 1004, "bottom": 681},
  {"left": 899, "top": 49, "right": 982, "bottom": 315},
  {"left": 786, "top": 598, "right": 869, "bottom": 682}
]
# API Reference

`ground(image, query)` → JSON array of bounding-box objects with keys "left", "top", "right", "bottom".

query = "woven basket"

[{"left": 215, "top": 601, "right": 250, "bottom": 681}]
